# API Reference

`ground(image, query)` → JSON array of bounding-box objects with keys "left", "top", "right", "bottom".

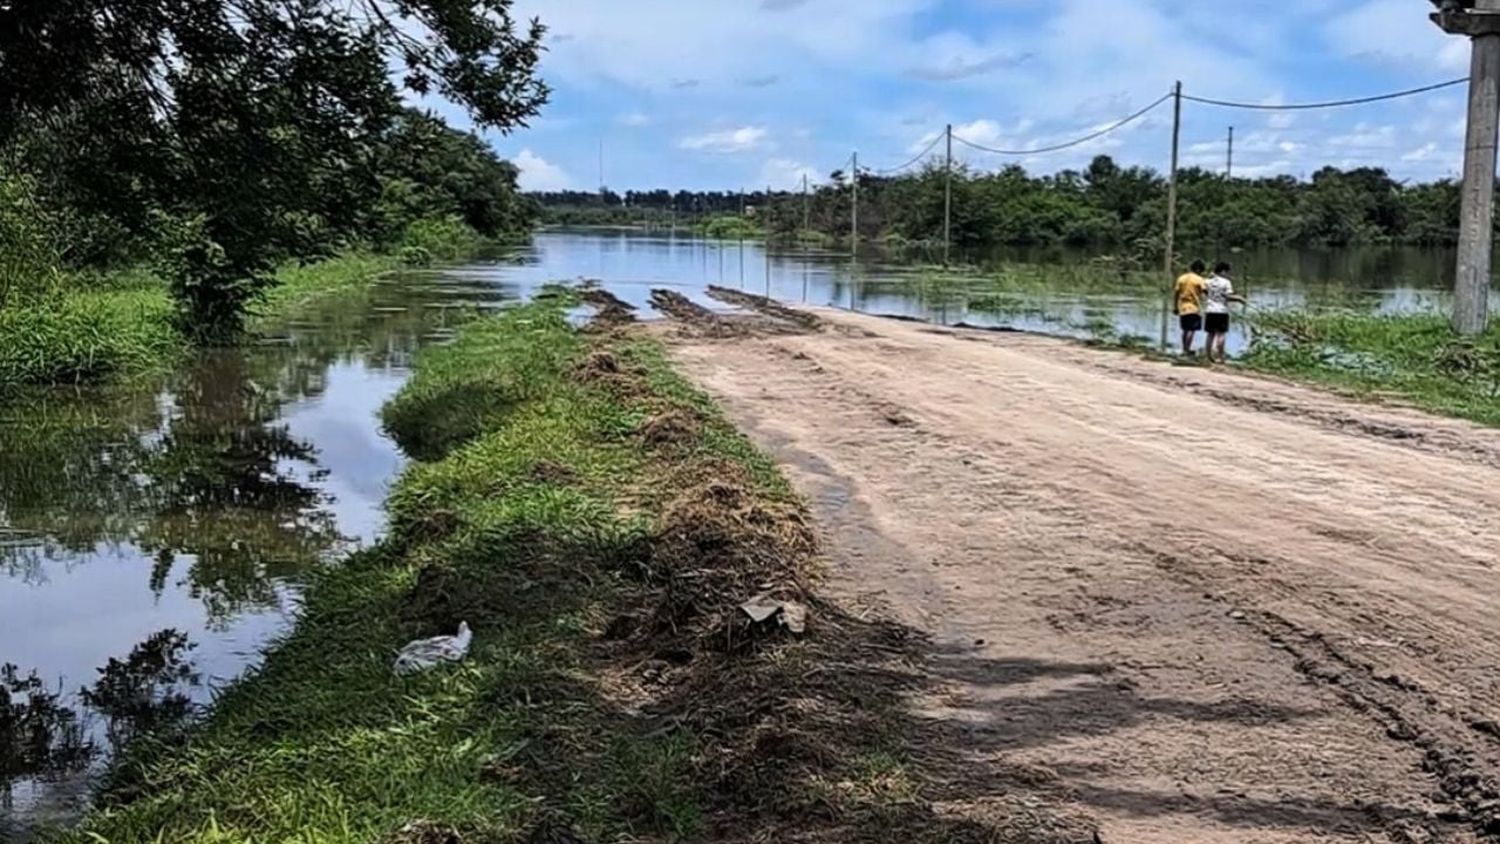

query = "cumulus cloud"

[
  {"left": 1324, "top": 0, "right": 1469, "bottom": 71},
  {"left": 513, "top": 149, "right": 571, "bottom": 191},
  {"left": 679, "top": 126, "right": 769, "bottom": 154},
  {"left": 759, "top": 158, "right": 820, "bottom": 190}
]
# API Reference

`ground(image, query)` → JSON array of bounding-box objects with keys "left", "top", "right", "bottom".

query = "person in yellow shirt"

[{"left": 1172, "top": 260, "right": 1207, "bottom": 357}]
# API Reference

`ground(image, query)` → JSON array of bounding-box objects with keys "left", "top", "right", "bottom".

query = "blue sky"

[{"left": 444, "top": 0, "right": 1476, "bottom": 191}]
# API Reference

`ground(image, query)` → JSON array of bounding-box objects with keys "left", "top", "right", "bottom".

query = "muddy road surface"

[{"left": 657, "top": 299, "right": 1500, "bottom": 843}]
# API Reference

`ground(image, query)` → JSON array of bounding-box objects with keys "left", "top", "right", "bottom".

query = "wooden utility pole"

[
  {"left": 851, "top": 152, "right": 860, "bottom": 259},
  {"left": 1227, "top": 126, "right": 1235, "bottom": 179},
  {"left": 1160, "top": 81, "right": 1183, "bottom": 350},
  {"left": 944, "top": 123, "right": 954, "bottom": 266},
  {"left": 1433, "top": 0, "right": 1500, "bottom": 335}
]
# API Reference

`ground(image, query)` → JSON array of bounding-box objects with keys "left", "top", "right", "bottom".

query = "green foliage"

[
  {"left": 401, "top": 215, "right": 483, "bottom": 263},
  {"left": 0, "top": 288, "right": 179, "bottom": 388},
  {"left": 381, "top": 301, "right": 585, "bottom": 461},
  {"left": 0, "top": 253, "right": 402, "bottom": 393},
  {"left": 0, "top": 171, "right": 65, "bottom": 310},
  {"left": 698, "top": 214, "right": 764, "bottom": 240},
  {"left": 59, "top": 297, "right": 767, "bottom": 843},
  {"left": 534, "top": 156, "right": 1468, "bottom": 254},
  {"left": 0, "top": 0, "right": 547, "bottom": 335},
  {"left": 1245, "top": 309, "right": 1500, "bottom": 425}
]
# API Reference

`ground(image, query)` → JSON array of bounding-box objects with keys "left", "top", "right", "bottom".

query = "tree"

[{"left": 0, "top": 0, "right": 549, "bottom": 338}]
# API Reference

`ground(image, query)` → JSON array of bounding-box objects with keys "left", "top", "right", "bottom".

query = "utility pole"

[
  {"left": 765, "top": 183, "right": 773, "bottom": 295},
  {"left": 802, "top": 173, "right": 810, "bottom": 237},
  {"left": 1160, "top": 81, "right": 1183, "bottom": 351},
  {"left": 851, "top": 152, "right": 859, "bottom": 259},
  {"left": 598, "top": 137, "right": 605, "bottom": 192},
  {"left": 944, "top": 123, "right": 954, "bottom": 267},
  {"left": 1227, "top": 126, "right": 1235, "bottom": 179},
  {"left": 1433, "top": 0, "right": 1500, "bottom": 335}
]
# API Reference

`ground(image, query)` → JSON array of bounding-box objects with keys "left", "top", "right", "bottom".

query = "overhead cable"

[
  {"left": 1184, "top": 77, "right": 1468, "bottom": 110},
  {"left": 871, "top": 132, "right": 945, "bottom": 175},
  {"left": 952, "top": 92, "right": 1172, "bottom": 156}
]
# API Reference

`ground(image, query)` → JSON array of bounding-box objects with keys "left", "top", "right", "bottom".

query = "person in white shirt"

[{"left": 1203, "top": 261, "right": 1247, "bottom": 364}]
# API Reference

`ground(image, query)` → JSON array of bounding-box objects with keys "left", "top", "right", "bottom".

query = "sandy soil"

[{"left": 661, "top": 301, "right": 1500, "bottom": 843}]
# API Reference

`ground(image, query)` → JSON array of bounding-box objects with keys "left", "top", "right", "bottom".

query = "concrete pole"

[
  {"left": 1160, "top": 81, "right": 1183, "bottom": 351},
  {"left": 851, "top": 152, "right": 860, "bottom": 260},
  {"left": 1459, "top": 19, "right": 1500, "bottom": 335},
  {"left": 944, "top": 123, "right": 954, "bottom": 267},
  {"left": 1434, "top": 0, "right": 1500, "bottom": 335}
]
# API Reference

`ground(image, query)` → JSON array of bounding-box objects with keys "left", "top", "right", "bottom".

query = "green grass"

[
  {"left": 253, "top": 254, "right": 402, "bottom": 319},
  {"left": 61, "top": 296, "right": 787, "bottom": 843},
  {"left": 0, "top": 288, "right": 180, "bottom": 389},
  {"left": 1244, "top": 308, "right": 1500, "bottom": 425},
  {"left": 697, "top": 215, "right": 764, "bottom": 241},
  {"left": 0, "top": 253, "right": 407, "bottom": 394}
]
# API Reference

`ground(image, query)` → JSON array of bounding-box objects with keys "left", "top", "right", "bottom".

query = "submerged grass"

[
  {"left": 66, "top": 292, "right": 1017, "bottom": 843},
  {"left": 1244, "top": 308, "right": 1500, "bottom": 426},
  {"left": 0, "top": 253, "right": 405, "bottom": 394}
]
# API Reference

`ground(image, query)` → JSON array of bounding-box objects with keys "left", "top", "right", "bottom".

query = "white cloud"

[
  {"left": 513, "top": 149, "right": 572, "bottom": 191},
  {"left": 512, "top": 0, "right": 930, "bottom": 90},
  {"left": 679, "top": 126, "right": 769, "bottom": 154},
  {"left": 1329, "top": 123, "right": 1398, "bottom": 149},
  {"left": 759, "top": 158, "right": 820, "bottom": 190},
  {"left": 1402, "top": 142, "right": 1440, "bottom": 162},
  {"left": 618, "top": 112, "right": 651, "bottom": 127},
  {"left": 1324, "top": 0, "right": 1469, "bottom": 72}
]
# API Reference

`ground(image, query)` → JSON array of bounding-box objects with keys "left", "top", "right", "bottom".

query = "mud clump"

[
  {"left": 386, "top": 820, "right": 462, "bottom": 844},
  {"left": 579, "top": 287, "right": 637, "bottom": 330},
  {"left": 528, "top": 459, "right": 577, "bottom": 486},
  {"left": 636, "top": 408, "right": 703, "bottom": 448},
  {"left": 573, "top": 350, "right": 647, "bottom": 396},
  {"left": 706, "top": 285, "right": 822, "bottom": 331},
  {"left": 649, "top": 289, "right": 746, "bottom": 338},
  {"left": 640, "top": 478, "right": 817, "bottom": 655}
]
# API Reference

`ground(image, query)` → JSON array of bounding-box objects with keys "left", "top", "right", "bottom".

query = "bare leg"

[{"left": 1181, "top": 329, "right": 1196, "bottom": 357}]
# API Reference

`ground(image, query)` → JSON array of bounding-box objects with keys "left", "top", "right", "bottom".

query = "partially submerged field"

[
  {"left": 1245, "top": 308, "right": 1500, "bottom": 426},
  {"left": 65, "top": 292, "right": 1001, "bottom": 843},
  {"left": 0, "top": 254, "right": 403, "bottom": 394}
]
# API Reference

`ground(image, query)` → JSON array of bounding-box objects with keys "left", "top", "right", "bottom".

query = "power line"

[
  {"left": 1183, "top": 77, "right": 1468, "bottom": 111},
  {"left": 870, "top": 132, "right": 944, "bottom": 175},
  {"left": 952, "top": 92, "right": 1172, "bottom": 156}
]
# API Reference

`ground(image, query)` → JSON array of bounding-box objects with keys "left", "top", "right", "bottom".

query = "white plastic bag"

[{"left": 393, "top": 621, "right": 472, "bottom": 675}]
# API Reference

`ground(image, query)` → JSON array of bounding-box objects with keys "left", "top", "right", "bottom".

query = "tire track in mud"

[{"left": 1147, "top": 545, "right": 1500, "bottom": 839}]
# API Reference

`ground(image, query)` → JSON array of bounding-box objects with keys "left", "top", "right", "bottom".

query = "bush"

[
  {"left": 699, "top": 215, "right": 763, "bottom": 240},
  {"left": 0, "top": 289, "right": 179, "bottom": 389},
  {"left": 0, "top": 173, "right": 66, "bottom": 311},
  {"left": 401, "top": 215, "right": 481, "bottom": 262},
  {"left": 381, "top": 302, "right": 584, "bottom": 461}
]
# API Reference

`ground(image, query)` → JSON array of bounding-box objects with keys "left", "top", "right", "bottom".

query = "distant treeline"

[{"left": 531, "top": 156, "right": 1465, "bottom": 251}]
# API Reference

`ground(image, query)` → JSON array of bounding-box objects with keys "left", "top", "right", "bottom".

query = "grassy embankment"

[
  {"left": 66, "top": 294, "right": 959, "bottom": 843},
  {"left": 1244, "top": 308, "right": 1500, "bottom": 426},
  {"left": 0, "top": 217, "right": 483, "bottom": 394}
]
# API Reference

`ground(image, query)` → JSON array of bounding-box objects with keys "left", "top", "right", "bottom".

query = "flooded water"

[
  {"left": 0, "top": 230, "right": 1465, "bottom": 838},
  {"left": 475, "top": 228, "right": 1460, "bottom": 357},
  {"left": 0, "top": 272, "right": 510, "bottom": 838}
]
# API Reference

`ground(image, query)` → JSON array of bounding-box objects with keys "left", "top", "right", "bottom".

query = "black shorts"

[
  {"left": 1204, "top": 313, "right": 1230, "bottom": 334},
  {"left": 1179, "top": 314, "right": 1202, "bottom": 332}
]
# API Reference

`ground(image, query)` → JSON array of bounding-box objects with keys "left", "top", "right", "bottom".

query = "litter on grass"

[{"left": 393, "top": 621, "right": 473, "bottom": 675}]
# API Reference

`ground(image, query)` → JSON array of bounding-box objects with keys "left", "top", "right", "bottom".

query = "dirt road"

[{"left": 662, "top": 300, "right": 1500, "bottom": 843}]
